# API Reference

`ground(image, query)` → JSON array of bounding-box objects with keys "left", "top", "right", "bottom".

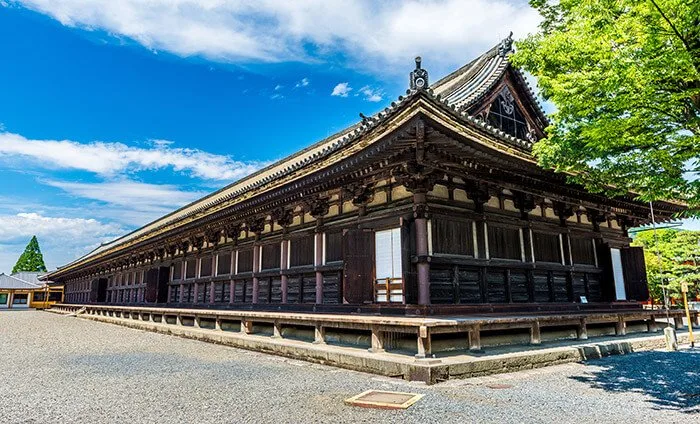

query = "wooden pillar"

[
  {"left": 369, "top": 326, "right": 385, "bottom": 353},
  {"left": 647, "top": 316, "right": 658, "bottom": 333},
  {"left": 577, "top": 318, "right": 588, "bottom": 340},
  {"left": 505, "top": 269, "right": 513, "bottom": 303},
  {"left": 522, "top": 226, "right": 534, "bottom": 263},
  {"left": 252, "top": 246, "right": 260, "bottom": 304},
  {"left": 281, "top": 240, "right": 289, "bottom": 303},
  {"left": 615, "top": 316, "right": 627, "bottom": 336},
  {"left": 414, "top": 192, "right": 430, "bottom": 306},
  {"left": 674, "top": 316, "right": 683, "bottom": 329},
  {"left": 416, "top": 218, "right": 430, "bottom": 306},
  {"left": 229, "top": 281, "right": 235, "bottom": 304},
  {"left": 468, "top": 325, "right": 482, "bottom": 351},
  {"left": 526, "top": 270, "right": 535, "bottom": 303},
  {"left": 313, "top": 325, "right": 326, "bottom": 344},
  {"left": 209, "top": 280, "right": 215, "bottom": 304},
  {"left": 178, "top": 282, "right": 185, "bottom": 303},
  {"left": 416, "top": 326, "right": 432, "bottom": 358},
  {"left": 315, "top": 232, "right": 324, "bottom": 304},
  {"left": 272, "top": 321, "right": 282, "bottom": 338},
  {"left": 530, "top": 321, "right": 542, "bottom": 344},
  {"left": 192, "top": 282, "right": 199, "bottom": 304},
  {"left": 547, "top": 270, "right": 555, "bottom": 302}
]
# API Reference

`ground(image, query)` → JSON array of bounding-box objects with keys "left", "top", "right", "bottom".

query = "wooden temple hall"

[{"left": 48, "top": 35, "right": 683, "bottom": 317}]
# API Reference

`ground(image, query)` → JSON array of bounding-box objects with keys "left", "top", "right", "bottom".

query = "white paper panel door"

[
  {"left": 610, "top": 248, "right": 627, "bottom": 301},
  {"left": 375, "top": 228, "right": 402, "bottom": 279},
  {"left": 374, "top": 228, "right": 403, "bottom": 302}
]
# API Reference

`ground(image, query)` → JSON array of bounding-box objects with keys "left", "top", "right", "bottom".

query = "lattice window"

[
  {"left": 486, "top": 87, "right": 531, "bottom": 140},
  {"left": 217, "top": 252, "right": 232, "bottom": 275},
  {"left": 261, "top": 244, "right": 281, "bottom": 270},
  {"left": 571, "top": 237, "right": 597, "bottom": 266},
  {"left": 290, "top": 235, "right": 314, "bottom": 267},
  {"left": 487, "top": 225, "right": 522, "bottom": 260},
  {"left": 533, "top": 232, "right": 562, "bottom": 263},
  {"left": 432, "top": 218, "right": 474, "bottom": 256}
]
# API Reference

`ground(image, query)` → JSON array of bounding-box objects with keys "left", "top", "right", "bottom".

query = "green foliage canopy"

[
  {"left": 12, "top": 235, "right": 48, "bottom": 273},
  {"left": 632, "top": 228, "right": 700, "bottom": 302},
  {"left": 512, "top": 0, "right": 700, "bottom": 211}
]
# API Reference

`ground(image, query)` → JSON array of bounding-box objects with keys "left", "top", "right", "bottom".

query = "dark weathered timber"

[{"left": 343, "top": 229, "right": 375, "bottom": 304}]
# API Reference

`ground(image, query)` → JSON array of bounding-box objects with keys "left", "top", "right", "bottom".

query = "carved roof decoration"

[{"left": 46, "top": 34, "right": 684, "bottom": 280}]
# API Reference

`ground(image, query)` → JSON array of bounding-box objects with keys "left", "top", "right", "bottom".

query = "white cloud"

[
  {"left": 43, "top": 179, "right": 205, "bottom": 226},
  {"left": 44, "top": 180, "right": 203, "bottom": 208},
  {"left": 10, "top": 1, "right": 541, "bottom": 73},
  {"left": 0, "top": 212, "right": 123, "bottom": 242},
  {"left": 274, "top": 84, "right": 283, "bottom": 91},
  {"left": 295, "top": 77, "right": 310, "bottom": 88},
  {"left": 331, "top": 82, "right": 352, "bottom": 97},
  {"left": 0, "top": 212, "right": 125, "bottom": 272},
  {"left": 0, "top": 131, "right": 263, "bottom": 181},
  {"left": 359, "top": 86, "right": 383, "bottom": 102}
]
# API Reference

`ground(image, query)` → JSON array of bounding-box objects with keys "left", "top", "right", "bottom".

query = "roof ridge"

[
  {"left": 430, "top": 32, "right": 513, "bottom": 94},
  {"left": 430, "top": 44, "right": 500, "bottom": 92}
]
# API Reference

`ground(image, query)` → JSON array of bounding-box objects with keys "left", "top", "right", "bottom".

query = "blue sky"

[{"left": 0, "top": 1, "right": 694, "bottom": 273}]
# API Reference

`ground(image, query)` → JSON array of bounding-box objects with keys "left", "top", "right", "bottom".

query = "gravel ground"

[{"left": 1, "top": 310, "right": 698, "bottom": 423}]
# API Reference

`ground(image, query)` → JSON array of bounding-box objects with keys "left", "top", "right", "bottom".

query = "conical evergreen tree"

[{"left": 12, "top": 235, "right": 47, "bottom": 273}]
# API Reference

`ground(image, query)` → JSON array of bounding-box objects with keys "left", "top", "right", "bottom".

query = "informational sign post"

[{"left": 681, "top": 282, "right": 695, "bottom": 348}]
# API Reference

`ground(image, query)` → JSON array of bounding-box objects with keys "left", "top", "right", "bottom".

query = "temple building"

[{"left": 46, "top": 35, "right": 683, "bottom": 315}]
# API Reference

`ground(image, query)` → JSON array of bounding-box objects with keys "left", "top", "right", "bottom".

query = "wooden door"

[
  {"left": 144, "top": 268, "right": 159, "bottom": 303},
  {"left": 342, "top": 229, "right": 374, "bottom": 304},
  {"left": 157, "top": 266, "right": 170, "bottom": 303},
  {"left": 89, "top": 278, "right": 104, "bottom": 303},
  {"left": 621, "top": 246, "right": 649, "bottom": 301},
  {"left": 596, "top": 242, "right": 616, "bottom": 301},
  {"left": 401, "top": 223, "right": 416, "bottom": 304},
  {"left": 96, "top": 278, "right": 108, "bottom": 303}
]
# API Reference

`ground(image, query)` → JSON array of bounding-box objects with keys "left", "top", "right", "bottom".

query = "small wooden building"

[
  {"left": 46, "top": 35, "right": 682, "bottom": 315},
  {"left": 0, "top": 273, "right": 63, "bottom": 309}
]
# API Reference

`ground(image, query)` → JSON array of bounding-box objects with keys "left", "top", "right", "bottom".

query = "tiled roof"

[
  {"left": 11, "top": 272, "right": 47, "bottom": 285},
  {"left": 431, "top": 42, "right": 509, "bottom": 109},
  {"left": 431, "top": 32, "right": 548, "bottom": 123},
  {"left": 0, "top": 273, "right": 42, "bottom": 290}
]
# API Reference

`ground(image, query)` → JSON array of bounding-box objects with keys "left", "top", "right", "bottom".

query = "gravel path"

[{"left": 1, "top": 310, "right": 698, "bottom": 423}]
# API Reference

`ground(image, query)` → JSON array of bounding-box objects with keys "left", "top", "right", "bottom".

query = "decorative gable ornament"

[
  {"left": 498, "top": 31, "right": 514, "bottom": 57},
  {"left": 410, "top": 56, "right": 428, "bottom": 90},
  {"left": 500, "top": 87, "right": 515, "bottom": 115}
]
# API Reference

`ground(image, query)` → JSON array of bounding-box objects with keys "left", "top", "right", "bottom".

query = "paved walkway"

[{"left": 1, "top": 310, "right": 698, "bottom": 423}]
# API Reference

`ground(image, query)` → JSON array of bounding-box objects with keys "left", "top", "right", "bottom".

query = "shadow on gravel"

[{"left": 571, "top": 349, "right": 700, "bottom": 414}]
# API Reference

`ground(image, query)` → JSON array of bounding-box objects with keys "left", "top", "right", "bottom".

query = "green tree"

[
  {"left": 12, "top": 235, "right": 48, "bottom": 273},
  {"left": 511, "top": 0, "right": 700, "bottom": 210},
  {"left": 632, "top": 228, "right": 700, "bottom": 303}
]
